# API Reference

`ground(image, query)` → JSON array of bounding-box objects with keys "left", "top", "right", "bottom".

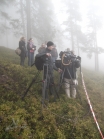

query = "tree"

[
  {"left": 20, "top": 0, "right": 26, "bottom": 36},
  {"left": 0, "top": 0, "right": 57, "bottom": 46},
  {"left": 31, "top": 0, "right": 56, "bottom": 43},
  {"left": 63, "top": 0, "right": 82, "bottom": 51},
  {"left": 85, "top": 0, "right": 103, "bottom": 71}
]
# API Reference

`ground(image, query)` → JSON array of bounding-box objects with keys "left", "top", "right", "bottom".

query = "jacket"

[
  {"left": 35, "top": 48, "right": 58, "bottom": 75},
  {"left": 27, "top": 42, "right": 36, "bottom": 53},
  {"left": 64, "top": 59, "right": 80, "bottom": 79},
  {"left": 38, "top": 46, "right": 46, "bottom": 54},
  {"left": 19, "top": 40, "right": 26, "bottom": 57}
]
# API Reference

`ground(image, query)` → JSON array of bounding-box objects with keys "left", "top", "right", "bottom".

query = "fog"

[{"left": 0, "top": 0, "right": 104, "bottom": 71}]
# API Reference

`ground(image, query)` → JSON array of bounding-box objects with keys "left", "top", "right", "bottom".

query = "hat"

[{"left": 47, "top": 41, "right": 54, "bottom": 47}]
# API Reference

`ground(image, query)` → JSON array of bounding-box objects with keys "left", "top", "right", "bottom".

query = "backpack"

[
  {"left": 15, "top": 47, "right": 21, "bottom": 56},
  {"left": 35, "top": 54, "right": 44, "bottom": 70}
]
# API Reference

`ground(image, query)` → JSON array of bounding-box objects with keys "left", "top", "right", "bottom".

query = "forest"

[{"left": 0, "top": 0, "right": 104, "bottom": 139}]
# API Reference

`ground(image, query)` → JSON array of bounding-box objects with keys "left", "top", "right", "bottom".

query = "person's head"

[
  {"left": 66, "top": 48, "right": 70, "bottom": 52},
  {"left": 20, "top": 37, "right": 25, "bottom": 41},
  {"left": 29, "top": 38, "right": 33, "bottom": 42},
  {"left": 41, "top": 43, "right": 46, "bottom": 47},
  {"left": 47, "top": 41, "right": 54, "bottom": 50}
]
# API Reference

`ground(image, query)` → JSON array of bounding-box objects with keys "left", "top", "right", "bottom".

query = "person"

[
  {"left": 27, "top": 38, "right": 36, "bottom": 66},
  {"left": 38, "top": 43, "right": 46, "bottom": 53},
  {"left": 51, "top": 44, "right": 58, "bottom": 63},
  {"left": 36, "top": 41, "right": 61, "bottom": 99},
  {"left": 63, "top": 51, "right": 81, "bottom": 98},
  {"left": 19, "top": 37, "right": 26, "bottom": 66}
]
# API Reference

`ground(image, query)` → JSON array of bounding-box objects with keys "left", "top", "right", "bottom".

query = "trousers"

[
  {"left": 20, "top": 55, "right": 25, "bottom": 66},
  {"left": 64, "top": 78, "right": 77, "bottom": 98},
  {"left": 28, "top": 52, "right": 34, "bottom": 66}
]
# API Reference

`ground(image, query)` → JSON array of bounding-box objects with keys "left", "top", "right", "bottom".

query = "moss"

[{"left": 0, "top": 46, "right": 104, "bottom": 139}]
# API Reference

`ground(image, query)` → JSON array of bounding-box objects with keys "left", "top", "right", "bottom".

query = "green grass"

[{"left": 0, "top": 46, "right": 104, "bottom": 139}]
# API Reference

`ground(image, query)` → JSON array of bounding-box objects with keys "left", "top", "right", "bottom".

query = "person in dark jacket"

[
  {"left": 27, "top": 38, "right": 36, "bottom": 66},
  {"left": 51, "top": 44, "right": 58, "bottom": 63},
  {"left": 38, "top": 43, "right": 46, "bottom": 54},
  {"left": 19, "top": 37, "right": 26, "bottom": 66},
  {"left": 36, "top": 41, "right": 61, "bottom": 98},
  {"left": 63, "top": 51, "right": 81, "bottom": 98},
  {"left": 36, "top": 41, "right": 61, "bottom": 74}
]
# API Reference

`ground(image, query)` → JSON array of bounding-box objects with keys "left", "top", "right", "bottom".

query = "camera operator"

[
  {"left": 63, "top": 51, "right": 81, "bottom": 98},
  {"left": 36, "top": 41, "right": 61, "bottom": 97}
]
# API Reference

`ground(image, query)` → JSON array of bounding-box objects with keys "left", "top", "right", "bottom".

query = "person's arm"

[
  {"left": 36, "top": 52, "right": 48, "bottom": 59},
  {"left": 19, "top": 41, "right": 24, "bottom": 51},
  {"left": 27, "top": 42, "right": 32, "bottom": 51},
  {"left": 27, "top": 42, "right": 29, "bottom": 50},
  {"left": 33, "top": 45, "right": 36, "bottom": 50},
  {"left": 19, "top": 41, "right": 21, "bottom": 49}
]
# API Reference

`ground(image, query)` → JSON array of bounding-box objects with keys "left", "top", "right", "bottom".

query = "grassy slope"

[{"left": 0, "top": 46, "right": 104, "bottom": 139}]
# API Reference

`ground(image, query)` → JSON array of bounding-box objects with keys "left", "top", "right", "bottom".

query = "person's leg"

[
  {"left": 71, "top": 79, "right": 77, "bottom": 98},
  {"left": 20, "top": 56, "right": 22, "bottom": 65},
  {"left": 64, "top": 78, "right": 70, "bottom": 98},
  {"left": 31, "top": 53, "right": 34, "bottom": 65},
  {"left": 20, "top": 55, "right": 24, "bottom": 66},
  {"left": 28, "top": 52, "right": 31, "bottom": 66},
  {"left": 28, "top": 52, "right": 30, "bottom": 66},
  {"left": 22, "top": 55, "right": 25, "bottom": 66}
]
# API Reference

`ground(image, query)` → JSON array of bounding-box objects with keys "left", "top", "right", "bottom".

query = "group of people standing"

[
  {"left": 19, "top": 37, "right": 58, "bottom": 66},
  {"left": 36, "top": 41, "right": 81, "bottom": 99},
  {"left": 19, "top": 37, "right": 36, "bottom": 66},
  {"left": 19, "top": 38, "right": 80, "bottom": 99}
]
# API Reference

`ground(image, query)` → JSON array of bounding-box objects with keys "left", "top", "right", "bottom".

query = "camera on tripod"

[{"left": 55, "top": 51, "right": 81, "bottom": 68}]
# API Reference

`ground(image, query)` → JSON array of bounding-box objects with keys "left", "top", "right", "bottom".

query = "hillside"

[{"left": 0, "top": 46, "right": 104, "bottom": 139}]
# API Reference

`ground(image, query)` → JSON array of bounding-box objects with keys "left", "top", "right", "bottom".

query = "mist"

[{"left": 0, "top": 0, "right": 104, "bottom": 72}]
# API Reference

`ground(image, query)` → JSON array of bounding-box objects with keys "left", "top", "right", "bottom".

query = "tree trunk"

[
  {"left": 70, "top": 20, "right": 74, "bottom": 51},
  {"left": 5, "top": 19, "right": 8, "bottom": 47},
  {"left": 77, "top": 37, "right": 80, "bottom": 56},
  {"left": 94, "top": 20, "right": 99, "bottom": 71},
  {"left": 95, "top": 51, "right": 98, "bottom": 71},
  {"left": 26, "top": 0, "right": 31, "bottom": 40},
  {"left": 20, "top": 0, "right": 26, "bottom": 36}
]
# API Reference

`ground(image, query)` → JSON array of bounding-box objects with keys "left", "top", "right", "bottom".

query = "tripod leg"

[
  {"left": 58, "top": 68, "right": 65, "bottom": 93},
  {"left": 42, "top": 79, "right": 47, "bottom": 100},
  {"left": 22, "top": 71, "right": 40, "bottom": 99},
  {"left": 42, "top": 77, "right": 50, "bottom": 106},
  {"left": 66, "top": 68, "right": 73, "bottom": 84}
]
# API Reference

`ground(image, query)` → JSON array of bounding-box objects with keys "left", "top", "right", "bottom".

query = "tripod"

[
  {"left": 58, "top": 64, "right": 79, "bottom": 99},
  {"left": 22, "top": 62, "right": 59, "bottom": 105},
  {"left": 58, "top": 65, "right": 74, "bottom": 90}
]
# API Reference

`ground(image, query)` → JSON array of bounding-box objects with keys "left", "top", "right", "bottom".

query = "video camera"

[{"left": 55, "top": 51, "right": 81, "bottom": 68}]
